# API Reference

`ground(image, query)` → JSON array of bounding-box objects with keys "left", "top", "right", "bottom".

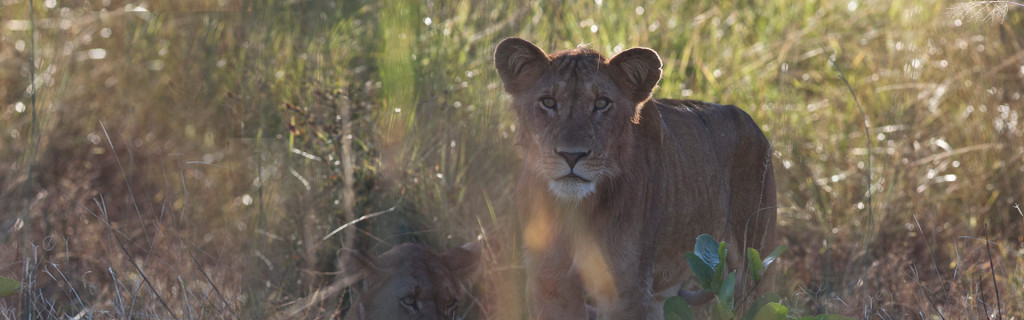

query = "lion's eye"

[
  {"left": 446, "top": 300, "right": 458, "bottom": 317},
  {"left": 400, "top": 295, "right": 417, "bottom": 309},
  {"left": 540, "top": 97, "right": 557, "bottom": 110},
  {"left": 594, "top": 98, "right": 611, "bottom": 111}
]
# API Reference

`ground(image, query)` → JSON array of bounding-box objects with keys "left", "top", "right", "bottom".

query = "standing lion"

[{"left": 494, "top": 38, "right": 777, "bottom": 320}]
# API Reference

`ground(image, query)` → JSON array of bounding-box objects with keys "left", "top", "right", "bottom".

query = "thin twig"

[
  {"left": 338, "top": 92, "right": 357, "bottom": 258},
  {"left": 321, "top": 206, "right": 397, "bottom": 241},
  {"left": 980, "top": 287, "right": 991, "bottom": 319},
  {"left": 46, "top": 264, "right": 87, "bottom": 313},
  {"left": 908, "top": 264, "right": 946, "bottom": 320},
  {"left": 100, "top": 121, "right": 152, "bottom": 246},
  {"left": 109, "top": 267, "right": 127, "bottom": 320},
  {"left": 22, "top": 0, "right": 40, "bottom": 317},
  {"left": 913, "top": 214, "right": 942, "bottom": 285},
  {"left": 189, "top": 251, "right": 241, "bottom": 320},
  {"left": 113, "top": 231, "right": 178, "bottom": 319},
  {"left": 828, "top": 53, "right": 872, "bottom": 248},
  {"left": 179, "top": 276, "right": 193, "bottom": 320},
  {"left": 828, "top": 52, "right": 874, "bottom": 298},
  {"left": 94, "top": 197, "right": 178, "bottom": 319},
  {"left": 985, "top": 223, "right": 1003, "bottom": 320},
  {"left": 278, "top": 275, "right": 350, "bottom": 318}
]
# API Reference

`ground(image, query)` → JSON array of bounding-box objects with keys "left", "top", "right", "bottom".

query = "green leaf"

[
  {"left": 751, "top": 302, "right": 788, "bottom": 320},
  {"left": 710, "top": 300, "right": 736, "bottom": 320},
  {"left": 741, "top": 293, "right": 780, "bottom": 320},
  {"left": 710, "top": 270, "right": 722, "bottom": 293},
  {"left": 686, "top": 252, "right": 714, "bottom": 289},
  {"left": 663, "top": 296, "right": 695, "bottom": 320},
  {"left": 761, "top": 245, "right": 788, "bottom": 271},
  {"left": 796, "top": 315, "right": 856, "bottom": 320},
  {"left": 0, "top": 277, "right": 21, "bottom": 298},
  {"left": 747, "top": 247, "right": 763, "bottom": 283},
  {"left": 695, "top": 234, "right": 720, "bottom": 270},
  {"left": 717, "top": 241, "right": 728, "bottom": 272},
  {"left": 718, "top": 271, "right": 736, "bottom": 309},
  {"left": 710, "top": 241, "right": 728, "bottom": 292}
]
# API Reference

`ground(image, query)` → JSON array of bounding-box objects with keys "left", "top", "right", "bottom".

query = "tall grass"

[{"left": 0, "top": 0, "right": 1021, "bottom": 318}]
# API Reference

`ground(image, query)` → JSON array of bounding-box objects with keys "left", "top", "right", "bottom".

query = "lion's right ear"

[
  {"left": 339, "top": 248, "right": 377, "bottom": 286},
  {"left": 494, "top": 37, "right": 549, "bottom": 94},
  {"left": 608, "top": 47, "right": 663, "bottom": 103}
]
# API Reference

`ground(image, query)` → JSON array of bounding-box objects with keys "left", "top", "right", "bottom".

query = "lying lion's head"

[
  {"left": 494, "top": 38, "right": 663, "bottom": 201},
  {"left": 341, "top": 242, "right": 480, "bottom": 320}
]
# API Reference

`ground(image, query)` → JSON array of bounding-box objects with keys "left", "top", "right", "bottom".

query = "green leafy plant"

[
  {"left": 664, "top": 234, "right": 853, "bottom": 320},
  {"left": 0, "top": 276, "right": 20, "bottom": 298}
]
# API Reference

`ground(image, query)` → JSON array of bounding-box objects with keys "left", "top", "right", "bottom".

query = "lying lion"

[
  {"left": 494, "top": 38, "right": 777, "bottom": 320},
  {"left": 339, "top": 242, "right": 479, "bottom": 320}
]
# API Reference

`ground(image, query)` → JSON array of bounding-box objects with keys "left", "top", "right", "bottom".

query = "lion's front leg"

[
  {"left": 587, "top": 225, "right": 659, "bottom": 320},
  {"left": 525, "top": 237, "right": 588, "bottom": 320},
  {"left": 590, "top": 271, "right": 654, "bottom": 320}
]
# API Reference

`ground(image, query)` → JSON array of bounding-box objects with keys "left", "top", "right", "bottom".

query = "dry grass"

[{"left": 0, "top": 0, "right": 1022, "bottom": 319}]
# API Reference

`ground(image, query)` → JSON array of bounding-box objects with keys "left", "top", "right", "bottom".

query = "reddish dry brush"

[
  {"left": 779, "top": 207, "right": 1023, "bottom": 318},
  {"left": 5, "top": 111, "right": 253, "bottom": 318}
]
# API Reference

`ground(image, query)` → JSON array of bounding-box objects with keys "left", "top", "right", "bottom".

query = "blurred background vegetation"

[{"left": 0, "top": 0, "right": 1022, "bottom": 318}]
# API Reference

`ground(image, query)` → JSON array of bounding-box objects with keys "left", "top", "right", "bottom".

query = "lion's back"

[{"left": 656, "top": 99, "right": 769, "bottom": 157}]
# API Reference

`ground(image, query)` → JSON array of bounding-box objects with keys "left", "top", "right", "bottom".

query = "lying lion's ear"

[
  {"left": 339, "top": 248, "right": 377, "bottom": 286},
  {"left": 441, "top": 242, "right": 481, "bottom": 281},
  {"left": 609, "top": 47, "right": 663, "bottom": 102},
  {"left": 494, "top": 37, "right": 550, "bottom": 94}
]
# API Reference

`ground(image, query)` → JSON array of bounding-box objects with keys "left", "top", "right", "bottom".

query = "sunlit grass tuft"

[{"left": 948, "top": 1, "right": 1024, "bottom": 23}]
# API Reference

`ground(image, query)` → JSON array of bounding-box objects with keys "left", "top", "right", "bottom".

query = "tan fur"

[
  {"left": 494, "top": 38, "right": 777, "bottom": 320},
  {"left": 341, "top": 243, "right": 479, "bottom": 320}
]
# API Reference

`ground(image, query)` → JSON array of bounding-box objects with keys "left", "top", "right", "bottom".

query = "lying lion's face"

[
  {"left": 342, "top": 243, "right": 479, "bottom": 320},
  {"left": 495, "top": 38, "right": 663, "bottom": 201}
]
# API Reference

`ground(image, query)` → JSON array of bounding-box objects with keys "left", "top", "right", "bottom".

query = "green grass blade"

[{"left": 761, "top": 245, "right": 788, "bottom": 271}]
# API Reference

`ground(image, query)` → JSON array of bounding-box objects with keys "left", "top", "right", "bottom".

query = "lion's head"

[
  {"left": 494, "top": 38, "right": 663, "bottom": 201},
  {"left": 341, "top": 242, "right": 480, "bottom": 320}
]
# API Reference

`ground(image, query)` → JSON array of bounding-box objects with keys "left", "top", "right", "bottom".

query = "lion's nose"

[{"left": 556, "top": 150, "right": 590, "bottom": 169}]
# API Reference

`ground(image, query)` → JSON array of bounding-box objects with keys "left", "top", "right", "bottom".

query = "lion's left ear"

[
  {"left": 494, "top": 38, "right": 550, "bottom": 94},
  {"left": 338, "top": 248, "right": 377, "bottom": 287},
  {"left": 441, "top": 242, "right": 480, "bottom": 281},
  {"left": 608, "top": 47, "right": 662, "bottom": 102}
]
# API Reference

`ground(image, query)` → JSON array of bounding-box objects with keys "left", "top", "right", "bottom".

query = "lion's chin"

[{"left": 547, "top": 177, "right": 596, "bottom": 201}]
